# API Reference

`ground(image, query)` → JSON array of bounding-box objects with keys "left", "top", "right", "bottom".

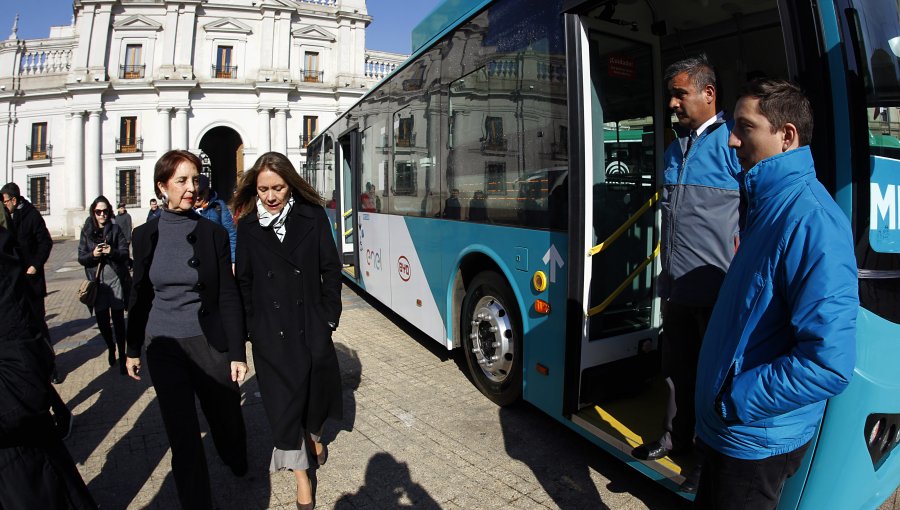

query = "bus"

[{"left": 306, "top": 0, "right": 900, "bottom": 506}]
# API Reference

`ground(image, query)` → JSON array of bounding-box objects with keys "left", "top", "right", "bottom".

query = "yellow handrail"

[
  {"left": 343, "top": 208, "right": 353, "bottom": 218},
  {"left": 344, "top": 227, "right": 353, "bottom": 238},
  {"left": 588, "top": 191, "right": 659, "bottom": 257},
  {"left": 587, "top": 243, "right": 659, "bottom": 317}
]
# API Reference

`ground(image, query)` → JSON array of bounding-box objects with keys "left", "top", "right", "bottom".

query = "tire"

[{"left": 461, "top": 271, "right": 523, "bottom": 406}]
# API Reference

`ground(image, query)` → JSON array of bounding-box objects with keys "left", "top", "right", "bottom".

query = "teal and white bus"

[{"left": 306, "top": 0, "right": 900, "bottom": 506}]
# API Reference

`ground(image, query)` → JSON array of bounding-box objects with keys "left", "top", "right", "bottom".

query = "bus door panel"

[
  {"left": 338, "top": 131, "right": 359, "bottom": 276},
  {"left": 569, "top": 20, "right": 664, "bottom": 407},
  {"left": 388, "top": 216, "right": 446, "bottom": 344}
]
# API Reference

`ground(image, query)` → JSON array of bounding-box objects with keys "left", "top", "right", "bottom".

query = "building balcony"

[
  {"left": 300, "top": 134, "right": 318, "bottom": 148},
  {"left": 396, "top": 133, "right": 416, "bottom": 148},
  {"left": 116, "top": 137, "right": 143, "bottom": 153},
  {"left": 213, "top": 65, "right": 238, "bottom": 79},
  {"left": 26, "top": 144, "right": 52, "bottom": 161},
  {"left": 300, "top": 69, "right": 324, "bottom": 83},
  {"left": 120, "top": 64, "right": 146, "bottom": 79},
  {"left": 481, "top": 137, "right": 508, "bottom": 152}
]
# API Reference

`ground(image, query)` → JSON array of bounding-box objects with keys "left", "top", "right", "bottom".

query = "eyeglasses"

[
  {"left": 2, "top": 197, "right": 13, "bottom": 205},
  {"left": 94, "top": 209, "right": 110, "bottom": 216}
]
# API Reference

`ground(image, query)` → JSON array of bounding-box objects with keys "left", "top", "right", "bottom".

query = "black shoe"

[
  {"left": 119, "top": 359, "right": 127, "bottom": 375},
  {"left": 50, "top": 369, "right": 62, "bottom": 385},
  {"left": 679, "top": 464, "right": 702, "bottom": 494},
  {"left": 56, "top": 411, "right": 74, "bottom": 440},
  {"left": 632, "top": 440, "right": 671, "bottom": 460},
  {"left": 107, "top": 350, "right": 116, "bottom": 367}
]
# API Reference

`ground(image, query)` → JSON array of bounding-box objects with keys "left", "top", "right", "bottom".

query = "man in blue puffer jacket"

[
  {"left": 196, "top": 174, "right": 237, "bottom": 263},
  {"left": 694, "top": 79, "right": 858, "bottom": 509}
]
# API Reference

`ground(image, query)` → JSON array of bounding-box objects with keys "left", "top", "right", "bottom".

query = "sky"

[{"left": 0, "top": 0, "right": 442, "bottom": 55}]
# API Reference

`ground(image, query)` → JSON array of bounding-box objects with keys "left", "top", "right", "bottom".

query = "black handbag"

[{"left": 77, "top": 263, "right": 103, "bottom": 306}]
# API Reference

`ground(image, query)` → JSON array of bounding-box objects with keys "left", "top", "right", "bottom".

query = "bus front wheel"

[{"left": 461, "top": 271, "right": 523, "bottom": 406}]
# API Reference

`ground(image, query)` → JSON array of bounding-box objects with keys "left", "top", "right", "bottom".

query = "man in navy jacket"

[{"left": 693, "top": 79, "right": 858, "bottom": 509}]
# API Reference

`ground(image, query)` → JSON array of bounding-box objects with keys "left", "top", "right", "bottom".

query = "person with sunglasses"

[
  {"left": 77, "top": 196, "right": 130, "bottom": 374},
  {"left": 125, "top": 150, "right": 247, "bottom": 510}
]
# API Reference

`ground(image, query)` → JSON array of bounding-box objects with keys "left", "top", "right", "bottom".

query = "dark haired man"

[
  {"left": 693, "top": 79, "right": 857, "bottom": 509},
  {"left": 631, "top": 56, "right": 742, "bottom": 494},
  {"left": 147, "top": 198, "right": 161, "bottom": 222}
]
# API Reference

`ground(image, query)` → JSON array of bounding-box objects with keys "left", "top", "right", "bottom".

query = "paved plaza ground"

[{"left": 41, "top": 237, "right": 898, "bottom": 510}]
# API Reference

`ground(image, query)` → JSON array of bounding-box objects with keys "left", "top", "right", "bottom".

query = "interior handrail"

[
  {"left": 588, "top": 191, "right": 659, "bottom": 257},
  {"left": 587, "top": 243, "right": 659, "bottom": 317},
  {"left": 343, "top": 208, "right": 353, "bottom": 218}
]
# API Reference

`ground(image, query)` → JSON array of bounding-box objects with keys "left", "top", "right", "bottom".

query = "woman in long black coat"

[{"left": 232, "top": 151, "right": 342, "bottom": 510}]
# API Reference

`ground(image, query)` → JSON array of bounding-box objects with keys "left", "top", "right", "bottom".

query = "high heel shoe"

[
  {"left": 316, "top": 443, "right": 328, "bottom": 466},
  {"left": 296, "top": 502, "right": 314, "bottom": 510}
]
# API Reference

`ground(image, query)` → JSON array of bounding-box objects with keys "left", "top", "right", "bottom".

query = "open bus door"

[{"left": 338, "top": 130, "right": 361, "bottom": 277}]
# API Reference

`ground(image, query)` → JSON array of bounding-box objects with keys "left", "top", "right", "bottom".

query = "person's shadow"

[{"left": 334, "top": 452, "right": 440, "bottom": 509}]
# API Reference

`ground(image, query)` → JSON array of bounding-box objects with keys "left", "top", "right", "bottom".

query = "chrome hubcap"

[{"left": 469, "top": 295, "right": 514, "bottom": 383}]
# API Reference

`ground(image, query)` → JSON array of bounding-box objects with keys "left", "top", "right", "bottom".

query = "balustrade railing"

[
  {"left": 296, "top": 0, "right": 336, "bottom": 5},
  {"left": 116, "top": 137, "right": 143, "bottom": 153},
  {"left": 17, "top": 45, "right": 73, "bottom": 76},
  {"left": 364, "top": 50, "right": 407, "bottom": 81},
  {"left": 120, "top": 64, "right": 145, "bottom": 79},
  {"left": 300, "top": 69, "right": 324, "bottom": 83},
  {"left": 213, "top": 65, "right": 238, "bottom": 78},
  {"left": 26, "top": 144, "right": 52, "bottom": 161}
]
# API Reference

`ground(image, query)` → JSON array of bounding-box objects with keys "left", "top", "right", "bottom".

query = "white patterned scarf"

[{"left": 257, "top": 196, "right": 294, "bottom": 243}]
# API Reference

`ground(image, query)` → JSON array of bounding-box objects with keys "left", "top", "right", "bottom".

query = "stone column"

[
  {"left": 66, "top": 112, "right": 85, "bottom": 209},
  {"left": 0, "top": 113, "right": 12, "bottom": 185},
  {"left": 174, "top": 108, "right": 189, "bottom": 150},
  {"left": 273, "top": 108, "right": 288, "bottom": 154},
  {"left": 84, "top": 110, "right": 102, "bottom": 202},
  {"left": 157, "top": 107, "right": 172, "bottom": 154},
  {"left": 258, "top": 108, "right": 271, "bottom": 154}
]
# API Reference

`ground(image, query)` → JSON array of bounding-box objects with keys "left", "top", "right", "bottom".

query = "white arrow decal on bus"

[{"left": 542, "top": 245, "right": 564, "bottom": 283}]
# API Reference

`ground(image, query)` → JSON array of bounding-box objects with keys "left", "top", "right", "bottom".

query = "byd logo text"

[{"left": 397, "top": 256, "right": 411, "bottom": 281}]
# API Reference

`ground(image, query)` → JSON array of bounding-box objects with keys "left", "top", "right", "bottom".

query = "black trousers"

[
  {"left": 694, "top": 440, "right": 810, "bottom": 510},
  {"left": 146, "top": 336, "right": 246, "bottom": 510},
  {"left": 660, "top": 300, "right": 713, "bottom": 450}
]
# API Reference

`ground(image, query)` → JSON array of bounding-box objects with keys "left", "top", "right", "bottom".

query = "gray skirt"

[
  {"left": 94, "top": 264, "right": 124, "bottom": 311},
  {"left": 269, "top": 432, "right": 321, "bottom": 472}
]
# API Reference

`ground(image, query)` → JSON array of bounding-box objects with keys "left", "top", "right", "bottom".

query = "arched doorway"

[{"left": 199, "top": 126, "right": 244, "bottom": 203}]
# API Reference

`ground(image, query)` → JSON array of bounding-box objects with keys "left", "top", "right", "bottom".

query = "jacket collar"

[
  {"left": 241, "top": 202, "right": 316, "bottom": 267},
  {"left": 743, "top": 146, "right": 815, "bottom": 205}
]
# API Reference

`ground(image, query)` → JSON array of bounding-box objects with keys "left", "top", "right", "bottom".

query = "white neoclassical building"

[{"left": 0, "top": 0, "right": 406, "bottom": 235}]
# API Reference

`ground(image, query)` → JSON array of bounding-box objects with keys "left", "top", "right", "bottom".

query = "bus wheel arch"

[{"left": 457, "top": 260, "right": 524, "bottom": 406}]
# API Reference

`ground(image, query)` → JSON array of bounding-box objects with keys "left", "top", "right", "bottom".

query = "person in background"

[
  {"left": 232, "top": 151, "right": 343, "bottom": 510},
  {"left": 468, "top": 190, "right": 488, "bottom": 222},
  {"left": 693, "top": 78, "right": 858, "bottom": 510},
  {"left": 147, "top": 198, "right": 161, "bottom": 222},
  {"left": 630, "top": 55, "right": 742, "bottom": 496},
  {"left": 78, "top": 196, "right": 130, "bottom": 375},
  {"left": 125, "top": 150, "right": 248, "bottom": 509},
  {"left": 443, "top": 188, "right": 461, "bottom": 219},
  {"left": 0, "top": 221, "right": 97, "bottom": 509},
  {"left": 195, "top": 174, "right": 237, "bottom": 263},
  {"left": 115, "top": 202, "right": 133, "bottom": 248}
]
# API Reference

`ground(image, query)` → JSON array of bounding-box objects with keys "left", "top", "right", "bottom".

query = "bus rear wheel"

[{"left": 461, "top": 271, "right": 523, "bottom": 406}]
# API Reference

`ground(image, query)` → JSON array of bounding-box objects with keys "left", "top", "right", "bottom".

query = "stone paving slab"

[{"left": 39, "top": 238, "right": 898, "bottom": 510}]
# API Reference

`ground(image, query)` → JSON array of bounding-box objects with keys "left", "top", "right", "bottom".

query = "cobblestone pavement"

[{"left": 42, "top": 237, "right": 897, "bottom": 510}]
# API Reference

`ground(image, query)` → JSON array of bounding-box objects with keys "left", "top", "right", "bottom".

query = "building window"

[
  {"left": 121, "top": 44, "right": 144, "bottom": 78},
  {"left": 302, "top": 116, "right": 318, "bottom": 148},
  {"left": 394, "top": 161, "right": 417, "bottom": 196},
  {"left": 396, "top": 117, "right": 415, "bottom": 147},
  {"left": 117, "top": 168, "right": 139, "bottom": 207},
  {"left": 215, "top": 46, "right": 236, "bottom": 78},
  {"left": 27, "top": 122, "right": 49, "bottom": 160},
  {"left": 482, "top": 117, "right": 507, "bottom": 151},
  {"left": 117, "top": 117, "right": 141, "bottom": 153},
  {"left": 485, "top": 162, "right": 507, "bottom": 195},
  {"left": 28, "top": 174, "right": 49, "bottom": 213},
  {"left": 303, "top": 52, "right": 322, "bottom": 82}
]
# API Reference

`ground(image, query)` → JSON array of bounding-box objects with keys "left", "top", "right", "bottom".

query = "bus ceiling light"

[
  {"left": 534, "top": 299, "right": 550, "bottom": 314},
  {"left": 532, "top": 270, "right": 547, "bottom": 292}
]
